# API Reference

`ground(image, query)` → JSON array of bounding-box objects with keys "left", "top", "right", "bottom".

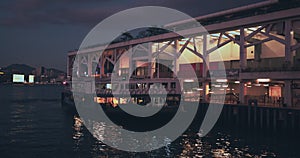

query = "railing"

[
  {"left": 96, "top": 88, "right": 179, "bottom": 96},
  {"left": 242, "top": 66, "right": 300, "bottom": 73}
]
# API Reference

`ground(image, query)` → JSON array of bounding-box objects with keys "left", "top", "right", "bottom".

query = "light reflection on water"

[{"left": 71, "top": 116, "right": 281, "bottom": 158}]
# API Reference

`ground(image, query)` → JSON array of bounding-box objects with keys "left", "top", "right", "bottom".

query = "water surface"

[{"left": 0, "top": 84, "right": 298, "bottom": 157}]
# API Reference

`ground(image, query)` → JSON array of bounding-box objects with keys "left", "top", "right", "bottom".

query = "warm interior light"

[
  {"left": 234, "top": 81, "right": 240, "bottom": 84},
  {"left": 184, "top": 79, "right": 194, "bottom": 82},
  {"left": 216, "top": 79, "right": 228, "bottom": 83},
  {"left": 222, "top": 84, "right": 228, "bottom": 87},
  {"left": 257, "top": 78, "right": 271, "bottom": 82}
]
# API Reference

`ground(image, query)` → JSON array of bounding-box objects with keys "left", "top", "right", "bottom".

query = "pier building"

[{"left": 67, "top": 0, "right": 300, "bottom": 108}]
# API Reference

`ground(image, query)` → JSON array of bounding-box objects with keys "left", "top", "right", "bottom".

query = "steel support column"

[
  {"left": 285, "top": 20, "right": 293, "bottom": 67},
  {"left": 239, "top": 27, "right": 247, "bottom": 70}
]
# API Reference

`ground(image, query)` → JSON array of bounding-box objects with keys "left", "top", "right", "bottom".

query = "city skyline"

[{"left": 0, "top": 0, "right": 264, "bottom": 71}]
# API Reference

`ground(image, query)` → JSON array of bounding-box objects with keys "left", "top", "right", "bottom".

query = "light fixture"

[
  {"left": 257, "top": 78, "right": 271, "bottom": 82},
  {"left": 228, "top": 31, "right": 240, "bottom": 36},
  {"left": 216, "top": 79, "right": 228, "bottom": 83},
  {"left": 210, "top": 33, "right": 228, "bottom": 39},
  {"left": 184, "top": 79, "right": 194, "bottom": 82},
  {"left": 234, "top": 81, "right": 240, "bottom": 84},
  {"left": 222, "top": 84, "right": 228, "bottom": 87},
  {"left": 179, "top": 41, "right": 187, "bottom": 45}
]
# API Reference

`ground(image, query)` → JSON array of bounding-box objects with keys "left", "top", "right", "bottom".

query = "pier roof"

[{"left": 68, "top": 0, "right": 300, "bottom": 56}]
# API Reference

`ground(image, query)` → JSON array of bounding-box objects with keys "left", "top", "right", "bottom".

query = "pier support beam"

[
  {"left": 239, "top": 81, "right": 246, "bottom": 104},
  {"left": 284, "top": 80, "right": 292, "bottom": 107}
]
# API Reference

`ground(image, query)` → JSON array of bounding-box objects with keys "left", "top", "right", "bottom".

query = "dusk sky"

[{"left": 0, "top": 0, "right": 264, "bottom": 71}]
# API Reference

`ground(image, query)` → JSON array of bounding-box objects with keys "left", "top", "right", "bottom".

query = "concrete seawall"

[{"left": 195, "top": 103, "right": 300, "bottom": 131}]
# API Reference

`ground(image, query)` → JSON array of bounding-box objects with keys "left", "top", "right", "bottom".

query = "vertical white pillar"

[
  {"left": 78, "top": 55, "right": 82, "bottom": 77},
  {"left": 113, "top": 49, "right": 118, "bottom": 76},
  {"left": 74, "top": 56, "right": 79, "bottom": 77},
  {"left": 174, "top": 40, "right": 178, "bottom": 77},
  {"left": 87, "top": 54, "right": 93, "bottom": 77},
  {"left": 67, "top": 55, "right": 70, "bottom": 77},
  {"left": 148, "top": 43, "right": 153, "bottom": 79},
  {"left": 202, "top": 34, "right": 209, "bottom": 78},
  {"left": 128, "top": 45, "right": 133, "bottom": 78},
  {"left": 239, "top": 27, "right": 247, "bottom": 70},
  {"left": 157, "top": 43, "right": 160, "bottom": 78},
  {"left": 100, "top": 54, "right": 105, "bottom": 78}
]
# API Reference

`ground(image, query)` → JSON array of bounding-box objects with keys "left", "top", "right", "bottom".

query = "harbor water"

[{"left": 0, "top": 84, "right": 299, "bottom": 157}]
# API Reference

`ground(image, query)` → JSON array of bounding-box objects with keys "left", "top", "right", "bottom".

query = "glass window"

[
  {"left": 162, "top": 82, "right": 168, "bottom": 89},
  {"left": 171, "top": 82, "right": 176, "bottom": 88}
]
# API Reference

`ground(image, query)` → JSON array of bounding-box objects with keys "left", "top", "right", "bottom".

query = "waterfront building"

[{"left": 67, "top": 0, "right": 300, "bottom": 107}]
